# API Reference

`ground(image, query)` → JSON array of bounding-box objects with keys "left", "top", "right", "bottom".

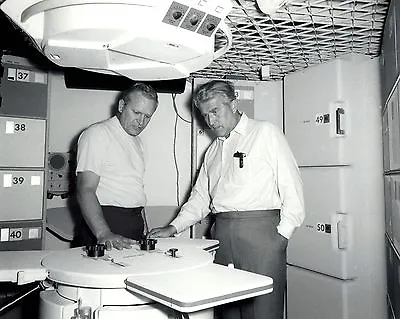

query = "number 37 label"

[{"left": 17, "top": 69, "right": 30, "bottom": 82}]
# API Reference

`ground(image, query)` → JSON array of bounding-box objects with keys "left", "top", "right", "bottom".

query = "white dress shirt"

[{"left": 171, "top": 113, "right": 305, "bottom": 239}]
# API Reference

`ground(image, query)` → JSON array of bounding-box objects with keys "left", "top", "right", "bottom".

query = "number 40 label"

[{"left": 9, "top": 228, "right": 23, "bottom": 241}]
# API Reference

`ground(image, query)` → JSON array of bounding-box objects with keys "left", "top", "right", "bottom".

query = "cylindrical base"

[{"left": 40, "top": 286, "right": 213, "bottom": 319}]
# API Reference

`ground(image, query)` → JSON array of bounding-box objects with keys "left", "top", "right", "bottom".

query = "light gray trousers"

[{"left": 213, "top": 209, "right": 286, "bottom": 319}]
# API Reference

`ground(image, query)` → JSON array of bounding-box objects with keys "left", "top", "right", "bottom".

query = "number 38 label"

[{"left": 14, "top": 123, "right": 26, "bottom": 132}]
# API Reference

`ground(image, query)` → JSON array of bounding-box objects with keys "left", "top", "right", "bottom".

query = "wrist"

[
  {"left": 96, "top": 228, "right": 112, "bottom": 240},
  {"left": 169, "top": 225, "right": 177, "bottom": 235}
]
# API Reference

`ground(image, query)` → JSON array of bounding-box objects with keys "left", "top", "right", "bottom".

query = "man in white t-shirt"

[{"left": 76, "top": 83, "right": 158, "bottom": 250}]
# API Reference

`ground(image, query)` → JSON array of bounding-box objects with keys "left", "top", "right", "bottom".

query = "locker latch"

[
  {"left": 335, "top": 107, "right": 345, "bottom": 135},
  {"left": 337, "top": 220, "right": 348, "bottom": 249}
]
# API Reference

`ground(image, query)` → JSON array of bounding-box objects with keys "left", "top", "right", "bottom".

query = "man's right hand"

[
  {"left": 147, "top": 225, "right": 177, "bottom": 238},
  {"left": 98, "top": 231, "right": 136, "bottom": 250}
]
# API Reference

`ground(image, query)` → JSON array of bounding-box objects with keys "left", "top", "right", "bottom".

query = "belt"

[
  {"left": 101, "top": 206, "right": 143, "bottom": 215},
  {"left": 215, "top": 209, "right": 280, "bottom": 219}
]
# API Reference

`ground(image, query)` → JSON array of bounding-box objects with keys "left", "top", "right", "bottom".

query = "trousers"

[
  {"left": 76, "top": 205, "right": 145, "bottom": 246},
  {"left": 213, "top": 209, "right": 286, "bottom": 319}
]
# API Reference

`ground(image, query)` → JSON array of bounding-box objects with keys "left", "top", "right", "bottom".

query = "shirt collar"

[
  {"left": 233, "top": 112, "right": 248, "bottom": 135},
  {"left": 217, "top": 112, "right": 248, "bottom": 141},
  {"left": 112, "top": 115, "right": 134, "bottom": 138}
]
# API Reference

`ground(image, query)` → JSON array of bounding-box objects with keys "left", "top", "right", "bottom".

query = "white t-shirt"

[{"left": 76, "top": 116, "right": 146, "bottom": 207}]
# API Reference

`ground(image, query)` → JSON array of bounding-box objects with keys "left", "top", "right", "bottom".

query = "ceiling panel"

[
  {"left": 0, "top": 0, "right": 390, "bottom": 81},
  {"left": 192, "top": 0, "right": 390, "bottom": 81}
]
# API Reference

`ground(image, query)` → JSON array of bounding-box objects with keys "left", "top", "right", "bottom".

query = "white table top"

[
  {"left": 0, "top": 238, "right": 274, "bottom": 314},
  {"left": 126, "top": 263, "right": 273, "bottom": 313},
  {"left": 0, "top": 250, "right": 49, "bottom": 284},
  {"left": 42, "top": 240, "right": 214, "bottom": 288}
]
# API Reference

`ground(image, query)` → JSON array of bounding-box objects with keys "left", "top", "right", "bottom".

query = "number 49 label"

[{"left": 315, "top": 113, "right": 330, "bottom": 126}]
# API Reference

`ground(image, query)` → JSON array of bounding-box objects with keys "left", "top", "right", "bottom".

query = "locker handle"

[
  {"left": 337, "top": 220, "right": 348, "bottom": 250},
  {"left": 336, "top": 107, "right": 345, "bottom": 135}
]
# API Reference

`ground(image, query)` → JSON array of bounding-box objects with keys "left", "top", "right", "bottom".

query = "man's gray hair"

[{"left": 193, "top": 80, "right": 236, "bottom": 108}]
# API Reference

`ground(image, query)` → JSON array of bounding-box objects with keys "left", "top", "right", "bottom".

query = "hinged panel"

[
  {"left": 0, "top": 170, "right": 44, "bottom": 221},
  {"left": 0, "top": 55, "right": 48, "bottom": 118},
  {"left": 0, "top": 116, "right": 46, "bottom": 167},
  {"left": 288, "top": 167, "right": 356, "bottom": 279}
]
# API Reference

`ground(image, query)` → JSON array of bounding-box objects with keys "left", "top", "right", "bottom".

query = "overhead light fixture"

[
  {"left": 255, "top": 0, "right": 295, "bottom": 15},
  {"left": 0, "top": 0, "right": 233, "bottom": 81}
]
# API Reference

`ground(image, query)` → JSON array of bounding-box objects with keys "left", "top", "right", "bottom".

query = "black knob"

[
  {"left": 139, "top": 238, "right": 157, "bottom": 251},
  {"left": 172, "top": 11, "right": 182, "bottom": 20},
  {"left": 189, "top": 15, "right": 199, "bottom": 26},
  {"left": 168, "top": 248, "right": 178, "bottom": 258},
  {"left": 85, "top": 244, "right": 105, "bottom": 257},
  {"left": 206, "top": 23, "right": 216, "bottom": 32}
]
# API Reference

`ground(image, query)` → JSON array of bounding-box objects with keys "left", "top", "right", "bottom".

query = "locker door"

[
  {"left": 0, "top": 170, "right": 44, "bottom": 221},
  {"left": 391, "top": 176, "right": 400, "bottom": 254},
  {"left": 383, "top": 105, "right": 391, "bottom": 171},
  {"left": 0, "top": 116, "right": 46, "bottom": 167},
  {"left": 381, "top": 0, "right": 398, "bottom": 102},
  {"left": 287, "top": 166, "right": 356, "bottom": 279},
  {"left": 388, "top": 86, "right": 400, "bottom": 171},
  {"left": 385, "top": 176, "right": 393, "bottom": 241},
  {"left": 284, "top": 60, "right": 348, "bottom": 166},
  {"left": 0, "top": 56, "right": 48, "bottom": 118},
  {"left": 287, "top": 265, "right": 355, "bottom": 319}
]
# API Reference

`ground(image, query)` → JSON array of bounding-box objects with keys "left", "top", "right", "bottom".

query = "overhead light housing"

[
  {"left": 255, "top": 0, "right": 295, "bottom": 15},
  {"left": 0, "top": 0, "right": 233, "bottom": 81}
]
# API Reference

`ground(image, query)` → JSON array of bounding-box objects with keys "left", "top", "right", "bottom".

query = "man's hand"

[
  {"left": 97, "top": 231, "right": 136, "bottom": 250},
  {"left": 147, "top": 225, "right": 177, "bottom": 238}
]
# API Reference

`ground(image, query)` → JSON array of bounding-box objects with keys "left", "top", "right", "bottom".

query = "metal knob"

[
  {"left": 139, "top": 238, "right": 157, "bottom": 251},
  {"left": 168, "top": 248, "right": 178, "bottom": 258},
  {"left": 85, "top": 244, "right": 105, "bottom": 257}
]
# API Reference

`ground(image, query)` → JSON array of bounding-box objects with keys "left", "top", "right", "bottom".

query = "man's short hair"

[
  {"left": 119, "top": 82, "right": 159, "bottom": 106},
  {"left": 193, "top": 80, "right": 236, "bottom": 108}
]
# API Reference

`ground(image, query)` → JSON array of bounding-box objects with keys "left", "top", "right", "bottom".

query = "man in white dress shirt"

[{"left": 148, "top": 80, "right": 304, "bottom": 319}]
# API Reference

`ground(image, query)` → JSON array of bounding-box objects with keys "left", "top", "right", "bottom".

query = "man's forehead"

[
  {"left": 127, "top": 90, "right": 145, "bottom": 101},
  {"left": 200, "top": 95, "right": 229, "bottom": 109}
]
